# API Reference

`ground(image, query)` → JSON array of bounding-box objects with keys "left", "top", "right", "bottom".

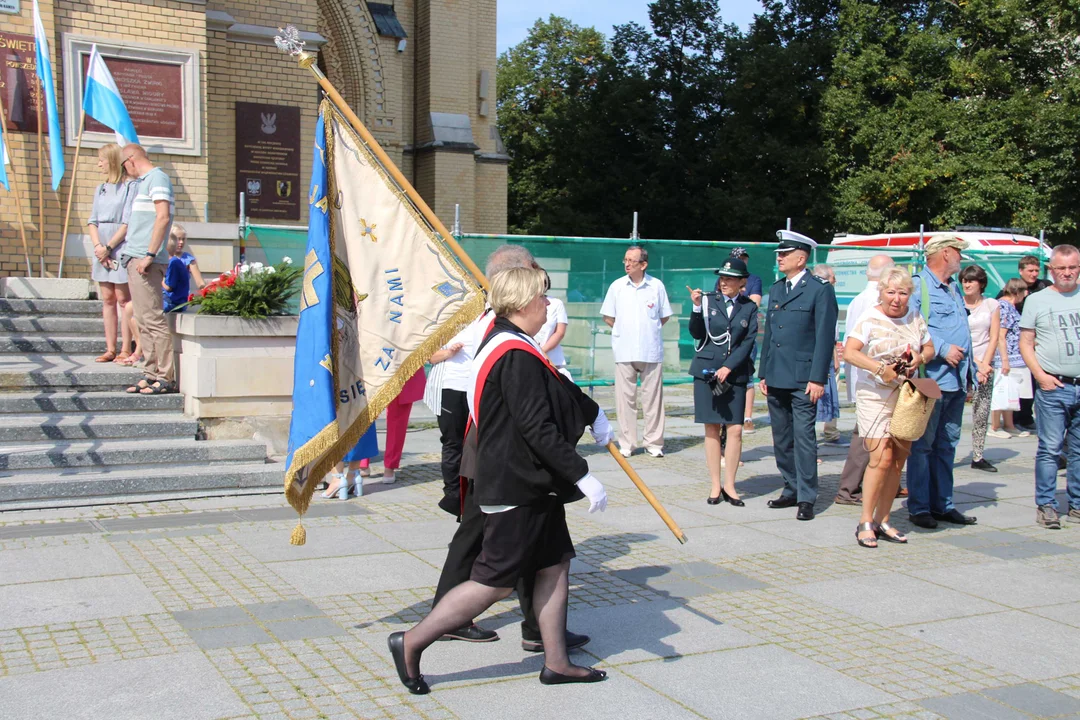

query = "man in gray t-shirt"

[
  {"left": 120, "top": 144, "right": 177, "bottom": 393},
  {"left": 1020, "top": 244, "right": 1080, "bottom": 529}
]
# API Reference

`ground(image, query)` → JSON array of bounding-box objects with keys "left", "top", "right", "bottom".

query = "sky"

[{"left": 496, "top": 0, "right": 764, "bottom": 53}]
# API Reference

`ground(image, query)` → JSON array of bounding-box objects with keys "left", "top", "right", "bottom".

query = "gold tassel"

[{"left": 290, "top": 521, "right": 307, "bottom": 546}]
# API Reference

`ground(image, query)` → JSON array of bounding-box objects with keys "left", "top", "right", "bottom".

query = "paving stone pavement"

[{"left": 1, "top": 404, "right": 1078, "bottom": 719}]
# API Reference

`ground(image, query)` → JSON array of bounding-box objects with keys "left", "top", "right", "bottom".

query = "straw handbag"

[{"left": 889, "top": 377, "right": 941, "bottom": 441}]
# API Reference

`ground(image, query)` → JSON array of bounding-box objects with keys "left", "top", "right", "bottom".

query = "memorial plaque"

[
  {"left": 0, "top": 31, "right": 40, "bottom": 133},
  {"left": 80, "top": 53, "right": 183, "bottom": 139},
  {"left": 235, "top": 102, "right": 301, "bottom": 221},
  {"left": 0, "top": 0, "right": 20, "bottom": 16}
]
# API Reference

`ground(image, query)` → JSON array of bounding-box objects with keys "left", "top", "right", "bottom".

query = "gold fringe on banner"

[{"left": 283, "top": 101, "right": 486, "bottom": 538}]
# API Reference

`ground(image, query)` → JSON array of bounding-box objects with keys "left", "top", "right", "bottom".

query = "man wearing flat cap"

[
  {"left": 908, "top": 234, "right": 978, "bottom": 529},
  {"left": 758, "top": 230, "right": 839, "bottom": 520}
]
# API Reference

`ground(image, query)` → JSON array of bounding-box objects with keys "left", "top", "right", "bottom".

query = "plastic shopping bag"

[{"left": 990, "top": 371, "right": 1020, "bottom": 412}]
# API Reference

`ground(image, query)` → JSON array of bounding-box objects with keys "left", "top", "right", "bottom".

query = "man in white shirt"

[
  {"left": 835, "top": 254, "right": 894, "bottom": 505},
  {"left": 600, "top": 246, "right": 673, "bottom": 457}
]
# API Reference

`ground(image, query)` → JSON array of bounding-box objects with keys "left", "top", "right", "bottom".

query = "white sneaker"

[
  {"left": 619, "top": 447, "right": 632, "bottom": 458},
  {"left": 646, "top": 447, "right": 664, "bottom": 458},
  {"left": 383, "top": 469, "right": 396, "bottom": 484},
  {"left": 987, "top": 429, "right": 1012, "bottom": 440},
  {"left": 1007, "top": 428, "right": 1031, "bottom": 438}
]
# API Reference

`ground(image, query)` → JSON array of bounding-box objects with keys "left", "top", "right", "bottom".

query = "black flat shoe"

[
  {"left": 522, "top": 630, "right": 590, "bottom": 653},
  {"left": 722, "top": 489, "right": 745, "bottom": 507},
  {"left": 932, "top": 509, "right": 977, "bottom": 525},
  {"left": 388, "top": 631, "right": 429, "bottom": 695},
  {"left": 539, "top": 666, "right": 608, "bottom": 685},
  {"left": 707, "top": 495, "right": 721, "bottom": 505},
  {"left": 909, "top": 513, "right": 938, "bottom": 529},
  {"left": 970, "top": 458, "right": 998, "bottom": 472},
  {"left": 768, "top": 495, "right": 798, "bottom": 509},
  {"left": 797, "top": 502, "right": 815, "bottom": 521},
  {"left": 439, "top": 623, "right": 499, "bottom": 642}
]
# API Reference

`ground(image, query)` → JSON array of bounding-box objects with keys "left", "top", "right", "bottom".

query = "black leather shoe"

[
  {"left": 387, "top": 632, "right": 429, "bottom": 695},
  {"left": 970, "top": 458, "right": 998, "bottom": 472},
  {"left": 707, "top": 495, "right": 721, "bottom": 505},
  {"left": 909, "top": 513, "right": 938, "bottom": 529},
  {"left": 539, "top": 666, "right": 608, "bottom": 685},
  {"left": 522, "top": 629, "right": 590, "bottom": 653},
  {"left": 796, "top": 502, "right": 815, "bottom": 521},
  {"left": 439, "top": 624, "right": 499, "bottom": 642},
  {"left": 932, "top": 509, "right": 977, "bottom": 525},
  {"left": 722, "top": 489, "right": 745, "bottom": 507},
  {"left": 768, "top": 495, "right": 798, "bottom": 509}
]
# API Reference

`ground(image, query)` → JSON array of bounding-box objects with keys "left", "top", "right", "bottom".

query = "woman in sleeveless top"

[{"left": 960, "top": 265, "right": 1000, "bottom": 471}]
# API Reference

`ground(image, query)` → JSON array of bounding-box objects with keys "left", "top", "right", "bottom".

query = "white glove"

[
  {"left": 590, "top": 409, "right": 614, "bottom": 446},
  {"left": 576, "top": 473, "right": 607, "bottom": 513}
]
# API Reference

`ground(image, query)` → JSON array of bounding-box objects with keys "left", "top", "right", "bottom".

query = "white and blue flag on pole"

[
  {"left": 32, "top": 0, "right": 65, "bottom": 191},
  {"left": 0, "top": 118, "right": 10, "bottom": 192},
  {"left": 83, "top": 46, "right": 139, "bottom": 147}
]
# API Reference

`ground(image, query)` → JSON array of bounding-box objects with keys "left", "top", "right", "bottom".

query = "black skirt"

[
  {"left": 694, "top": 378, "right": 747, "bottom": 425},
  {"left": 470, "top": 495, "right": 576, "bottom": 589}
]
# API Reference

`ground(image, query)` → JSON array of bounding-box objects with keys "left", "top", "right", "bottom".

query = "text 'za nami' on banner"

[{"left": 284, "top": 100, "right": 485, "bottom": 522}]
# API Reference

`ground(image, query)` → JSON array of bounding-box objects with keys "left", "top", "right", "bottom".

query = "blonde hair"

[
  {"left": 170, "top": 223, "right": 187, "bottom": 242},
  {"left": 878, "top": 266, "right": 914, "bottom": 294},
  {"left": 167, "top": 234, "right": 180, "bottom": 256},
  {"left": 490, "top": 267, "right": 546, "bottom": 317},
  {"left": 98, "top": 143, "right": 125, "bottom": 184}
]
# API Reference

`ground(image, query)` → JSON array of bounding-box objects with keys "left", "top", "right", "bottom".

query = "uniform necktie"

[
  {"left": 725, "top": 297, "right": 733, "bottom": 317},
  {"left": 786, "top": 280, "right": 793, "bottom": 295}
]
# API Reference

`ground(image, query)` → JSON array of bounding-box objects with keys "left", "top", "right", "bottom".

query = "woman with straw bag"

[{"left": 843, "top": 267, "right": 936, "bottom": 548}]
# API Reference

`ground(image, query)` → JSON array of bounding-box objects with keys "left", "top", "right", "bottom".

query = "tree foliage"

[{"left": 496, "top": 0, "right": 1080, "bottom": 243}]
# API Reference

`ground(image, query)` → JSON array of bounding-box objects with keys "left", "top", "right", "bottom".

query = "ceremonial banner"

[{"left": 284, "top": 101, "right": 484, "bottom": 526}]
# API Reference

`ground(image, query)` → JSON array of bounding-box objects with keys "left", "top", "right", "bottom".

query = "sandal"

[
  {"left": 113, "top": 352, "right": 131, "bottom": 364},
  {"left": 138, "top": 380, "right": 178, "bottom": 395},
  {"left": 126, "top": 379, "right": 151, "bottom": 394},
  {"left": 876, "top": 522, "right": 908, "bottom": 544},
  {"left": 95, "top": 351, "right": 117, "bottom": 363},
  {"left": 322, "top": 471, "right": 349, "bottom": 500},
  {"left": 856, "top": 521, "right": 878, "bottom": 548},
  {"left": 118, "top": 354, "right": 142, "bottom": 366}
]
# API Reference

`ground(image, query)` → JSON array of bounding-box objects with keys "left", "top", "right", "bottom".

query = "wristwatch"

[{"left": 145, "top": 252, "right": 156, "bottom": 257}]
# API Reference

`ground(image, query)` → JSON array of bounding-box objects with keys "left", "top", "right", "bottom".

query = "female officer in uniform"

[{"left": 688, "top": 257, "right": 758, "bottom": 506}]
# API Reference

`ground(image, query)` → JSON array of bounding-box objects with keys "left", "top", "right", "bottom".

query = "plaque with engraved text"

[
  {"left": 0, "top": 31, "right": 40, "bottom": 133},
  {"left": 235, "top": 102, "right": 301, "bottom": 221},
  {"left": 80, "top": 53, "right": 184, "bottom": 139}
]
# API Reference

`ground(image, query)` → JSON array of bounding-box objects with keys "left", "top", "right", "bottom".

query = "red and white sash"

[{"left": 468, "top": 327, "right": 559, "bottom": 425}]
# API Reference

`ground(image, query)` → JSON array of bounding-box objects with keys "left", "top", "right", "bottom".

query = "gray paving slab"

[
  {"left": 952, "top": 500, "right": 1039, "bottom": 529},
  {"left": 0, "top": 543, "right": 130, "bottom": 585},
  {"left": 932, "top": 530, "right": 1030, "bottom": 549},
  {"left": 266, "top": 616, "right": 348, "bottom": 641},
  {"left": 1027, "top": 601, "right": 1080, "bottom": 629},
  {"left": 434, "top": 668, "right": 702, "bottom": 720},
  {"left": 982, "top": 683, "right": 1080, "bottom": 717},
  {"left": 586, "top": 502, "right": 721, "bottom": 532},
  {"left": 106, "top": 527, "right": 221, "bottom": 542},
  {"left": 746, "top": 514, "right": 868, "bottom": 548},
  {"left": 98, "top": 510, "right": 242, "bottom": 532},
  {"left": 367, "top": 518, "right": 458, "bottom": 550},
  {"left": 680, "top": 522, "right": 812, "bottom": 560},
  {"left": 172, "top": 606, "right": 252, "bottom": 630},
  {"left": 0, "top": 520, "right": 98, "bottom": 539},
  {"left": 186, "top": 623, "right": 275, "bottom": 650},
  {"left": 900, "top": 611, "right": 1080, "bottom": 681},
  {"left": 223, "top": 525, "right": 397, "bottom": 562},
  {"left": 0, "top": 575, "right": 163, "bottom": 629},
  {"left": 267, "top": 552, "right": 441, "bottom": 595},
  {"left": 971, "top": 540, "right": 1078, "bottom": 560},
  {"left": 912, "top": 561, "right": 1080, "bottom": 609},
  {"left": 692, "top": 572, "right": 770, "bottom": 593},
  {"left": 920, "top": 693, "right": 1030, "bottom": 720},
  {"left": 572, "top": 601, "right": 762, "bottom": 665},
  {"left": 622, "top": 645, "right": 893, "bottom": 719},
  {"left": 0, "top": 651, "right": 246, "bottom": 720},
  {"left": 244, "top": 598, "right": 324, "bottom": 621}
]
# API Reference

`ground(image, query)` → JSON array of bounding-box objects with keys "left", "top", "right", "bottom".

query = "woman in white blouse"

[
  {"left": 843, "top": 267, "right": 935, "bottom": 548},
  {"left": 535, "top": 270, "right": 570, "bottom": 376}
]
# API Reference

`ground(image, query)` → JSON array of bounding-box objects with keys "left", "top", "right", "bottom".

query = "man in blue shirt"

[{"left": 908, "top": 235, "right": 978, "bottom": 528}]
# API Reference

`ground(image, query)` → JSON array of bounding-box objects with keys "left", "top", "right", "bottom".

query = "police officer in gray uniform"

[{"left": 758, "top": 230, "right": 839, "bottom": 520}]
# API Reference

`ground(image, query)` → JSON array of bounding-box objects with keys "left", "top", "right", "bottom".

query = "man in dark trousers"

[
  {"left": 758, "top": 230, "right": 839, "bottom": 521},
  {"left": 432, "top": 245, "right": 610, "bottom": 651}
]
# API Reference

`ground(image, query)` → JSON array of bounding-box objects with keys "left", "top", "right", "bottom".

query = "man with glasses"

[
  {"left": 600, "top": 246, "right": 673, "bottom": 457},
  {"left": 1019, "top": 245, "right": 1080, "bottom": 529},
  {"left": 119, "top": 144, "right": 177, "bottom": 394},
  {"left": 907, "top": 235, "right": 977, "bottom": 529}
]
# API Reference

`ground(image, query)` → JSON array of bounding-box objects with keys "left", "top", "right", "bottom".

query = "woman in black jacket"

[
  {"left": 688, "top": 257, "right": 758, "bottom": 506},
  {"left": 389, "top": 267, "right": 610, "bottom": 694}
]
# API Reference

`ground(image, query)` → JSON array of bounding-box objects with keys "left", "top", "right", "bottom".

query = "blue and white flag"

[
  {"left": 32, "top": 0, "right": 64, "bottom": 190},
  {"left": 284, "top": 100, "right": 484, "bottom": 530},
  {"left": 0, "top": 118, "right": 9, "bottom": 192},
  {"left": 83, "top": 46, "right": 139, "bottom": 146}
]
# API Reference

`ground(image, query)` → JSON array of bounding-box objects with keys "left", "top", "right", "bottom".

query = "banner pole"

[
  {"left": 607, "top": 443, "right": 688, "bottom": 544},
  {"left": 58, "top": 112, "right": 86, "bottom": 279},
  {"left": 35, "top": 76, "right": 45, "bottom": 277},
  {"left": 291, "top": 51, "right": 489, "bottom": 291},
  {"left": 0, "top": 92, "right": 34, "bottom": 276}
]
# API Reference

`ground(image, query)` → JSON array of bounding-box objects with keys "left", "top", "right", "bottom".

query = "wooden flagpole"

[
  {"left": 58, "top": 112, "right": 86, "bottom": 278},
  {"left": 35, "top": 76, "right": 45, "bottom": 277},
  {"left": 280, "top": 30, "right": 687, "bottom": 544},
  {"left": 0, "top": 92, "right": 34, "bottom": 276}
]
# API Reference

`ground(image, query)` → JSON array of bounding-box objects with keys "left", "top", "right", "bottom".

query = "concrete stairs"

[{"left": 0, "top": 299, "right": 283, "bottom": 508}]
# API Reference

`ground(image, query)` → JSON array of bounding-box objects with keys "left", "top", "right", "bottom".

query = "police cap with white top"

[{"left": 774, "top": 229, "right": 818, "bottom": 254}]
